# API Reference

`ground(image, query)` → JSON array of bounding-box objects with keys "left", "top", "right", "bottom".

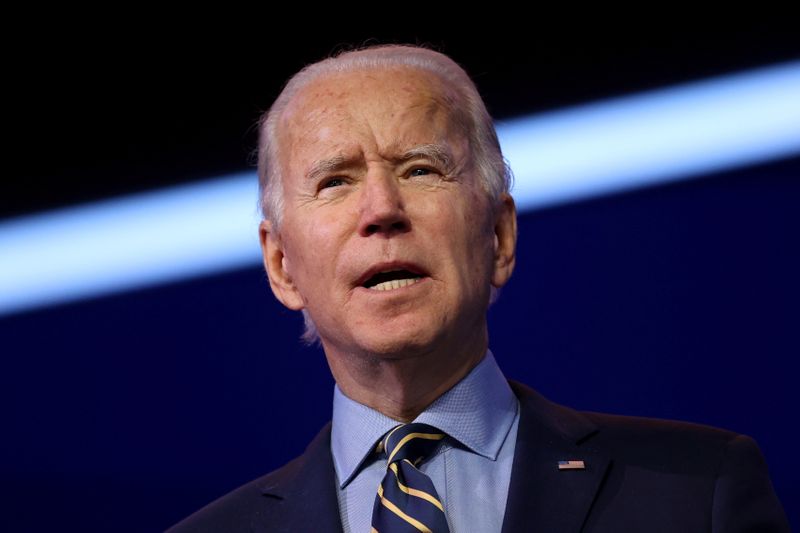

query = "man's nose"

[{"left": 357, "top": 173, "right": 410, "bottom": 237}]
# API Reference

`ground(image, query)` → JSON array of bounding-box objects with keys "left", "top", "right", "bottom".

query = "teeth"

[{"left": 369, "top": 278, "right": 422, "bottom": 291}]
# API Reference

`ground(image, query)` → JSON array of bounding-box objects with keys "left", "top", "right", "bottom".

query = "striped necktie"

[{"left": 370, "top": 423, "right": 450, "bottom": 533}]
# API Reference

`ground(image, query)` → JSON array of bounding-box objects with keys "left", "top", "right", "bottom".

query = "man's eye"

[
  {"left": 321, "top": 177, "right": 346, "bottom": 189},
  {"left": 409, "top": 167, "right": 434, "bottom": 177}
]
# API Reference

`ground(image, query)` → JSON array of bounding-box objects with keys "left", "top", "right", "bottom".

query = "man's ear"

[
  {"left": 259, "top": 220, "right": 305, "bottom": 310},
  {"left": 491, "top": 193, "right": 517, "bottom": 288}
]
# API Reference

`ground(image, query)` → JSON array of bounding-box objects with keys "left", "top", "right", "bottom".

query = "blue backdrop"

[{"left": 1, "top": 157, "right": 797, "bottom": 531}]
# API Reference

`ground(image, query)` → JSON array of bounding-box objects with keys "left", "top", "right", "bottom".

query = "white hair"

[{"left": 255, "top": 44, "right": 512, "bottom": 344}]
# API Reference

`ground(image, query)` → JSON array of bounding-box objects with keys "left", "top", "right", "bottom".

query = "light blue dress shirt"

[{"left": 331, "top": 351, "right": 520, "bottom": 533}]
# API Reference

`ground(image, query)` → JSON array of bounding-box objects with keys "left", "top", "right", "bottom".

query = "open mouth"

[{"left": 362, "top": 269, "right": 425, "bottom": 291}]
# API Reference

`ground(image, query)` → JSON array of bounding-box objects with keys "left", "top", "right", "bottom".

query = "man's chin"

[{"left": 323, "top": 327, "right": 443, "bottom": 361}]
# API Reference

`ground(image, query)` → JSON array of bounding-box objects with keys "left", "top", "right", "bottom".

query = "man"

[{"left": 169, "top": 45, "right": 789, "bottom": 532}]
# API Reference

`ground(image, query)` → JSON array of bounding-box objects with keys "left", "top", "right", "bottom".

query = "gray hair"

[{"left": 255, "top": 44, "right": 512, "bottom": 344}]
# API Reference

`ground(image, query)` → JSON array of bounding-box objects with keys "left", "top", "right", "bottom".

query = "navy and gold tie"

[{"left": 370, "top": 423, "right": 450, "bottom": 533}]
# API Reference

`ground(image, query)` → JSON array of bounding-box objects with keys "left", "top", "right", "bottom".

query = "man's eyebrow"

[
  {"left": 304, "top": 144, "right": 455, "bottom": 182},
  {"left": 394, "top": 144, "right": 454, "bottom": 169},
  {"left": 305, "top": 155, "right": 355, "bottom": 183}
]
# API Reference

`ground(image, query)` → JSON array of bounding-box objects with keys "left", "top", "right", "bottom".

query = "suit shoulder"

[
  {"left": 584, "top": 409, "right": 739, "bottom": 445},
  {"left": 510, "top": 379, "right": 745, "bottom": 471},
  {"left": 509, "top": 380, "right": 789, "bottom": 530},
  {"left": 569, "top": 407, "right": 764, "bottom": 486},
  {"left": 581, "top": 411, "right": 788, "bottom": 530},
  {"left": 165, "top": 457, "right": 303, "bottom": 533}
]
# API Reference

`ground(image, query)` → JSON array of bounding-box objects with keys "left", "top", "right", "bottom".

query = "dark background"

[{"left": 2, "top": 18, "right": 798, "bottom": 532}]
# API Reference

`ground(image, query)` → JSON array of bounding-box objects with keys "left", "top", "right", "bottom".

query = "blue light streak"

[
  {"left": 2, "top": 61, "right": 799, "bottom": 316},
  {"left": 502, "top": 61, "right": 800, "bottom": 210}
]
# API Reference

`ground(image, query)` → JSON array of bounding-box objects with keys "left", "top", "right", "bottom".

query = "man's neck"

[{"left": 325, "top": 333, "right": 488, "bottom": 422}]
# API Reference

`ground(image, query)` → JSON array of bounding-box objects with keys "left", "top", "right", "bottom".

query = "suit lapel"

[
  {"left": 257, "top": 423, "right": 344, "bottom": 533},
  {"left": 502, "top": 381, "right": 611, "bottom": 533}
]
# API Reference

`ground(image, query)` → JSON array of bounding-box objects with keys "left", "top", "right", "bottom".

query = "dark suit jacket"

[{"left": 167, "top": 381, "right": 789, "bottom": 532}]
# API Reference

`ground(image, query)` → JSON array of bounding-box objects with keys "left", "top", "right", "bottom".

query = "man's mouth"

[{"left": 359, "top": 265, "right": 427, "bottom": 291}]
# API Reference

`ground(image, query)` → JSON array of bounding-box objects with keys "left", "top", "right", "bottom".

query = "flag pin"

[{"left": 558, "top": 460, "right": 586, "bottom": 470}]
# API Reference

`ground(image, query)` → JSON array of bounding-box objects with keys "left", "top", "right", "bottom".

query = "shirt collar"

[{"left": 330, "top": 350, "right": 518, "bottom": 488}]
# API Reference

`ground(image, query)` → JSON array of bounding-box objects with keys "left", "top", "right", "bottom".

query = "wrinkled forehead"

[{"left": 275, "top": 67, "right": 469, "bottom": 170}]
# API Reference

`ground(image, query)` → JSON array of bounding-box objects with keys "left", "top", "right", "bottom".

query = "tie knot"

[{"left": 380, "top": 423, "right": 446, "bottom": 466}]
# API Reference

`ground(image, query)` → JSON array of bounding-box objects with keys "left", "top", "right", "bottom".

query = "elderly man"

[{"left": 169, "top": 45, "right": 788, "bottom": 532}]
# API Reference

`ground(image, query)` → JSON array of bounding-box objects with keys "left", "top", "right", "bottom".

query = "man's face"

[{"left": 262, "top": 67, "right": 515, "bottom": 359}]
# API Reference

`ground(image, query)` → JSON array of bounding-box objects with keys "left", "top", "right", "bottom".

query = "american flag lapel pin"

[{"left": 558, "top": 460, "right": 586, "bottom": 470}]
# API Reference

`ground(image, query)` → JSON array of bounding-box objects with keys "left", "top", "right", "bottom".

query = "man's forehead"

[
  {"left": 281, "top": 67, "right": 452, "bottom": 126},
  {"left": 277, "top": 68, "right": 466, "bottom": 168}
]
